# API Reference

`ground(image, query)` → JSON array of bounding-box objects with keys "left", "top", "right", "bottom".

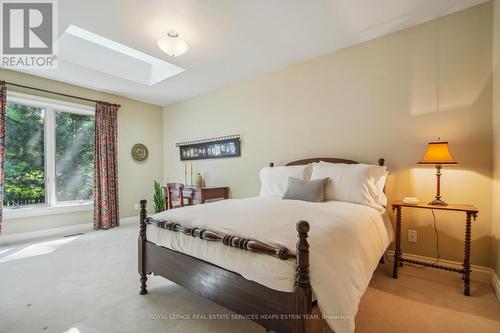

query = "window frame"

[{"left": 4, "top": 91, "right": 95, "bottom": 219}]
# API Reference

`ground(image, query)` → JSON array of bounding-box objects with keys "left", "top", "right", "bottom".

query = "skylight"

[{"left": 59, "top": 25, "right": 185, "bottom": 86}]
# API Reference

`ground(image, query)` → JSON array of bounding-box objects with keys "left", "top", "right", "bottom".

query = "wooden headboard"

[{"left": 269, "top": 157, "right": 385, "bottom": 167}]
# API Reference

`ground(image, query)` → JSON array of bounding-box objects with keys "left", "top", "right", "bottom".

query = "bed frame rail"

[
  {"left": 145, "top": 217, "right": 295, "bottom": 260},
  {"left": 138, "top": 200, "right": 313, "bottom": 333}
]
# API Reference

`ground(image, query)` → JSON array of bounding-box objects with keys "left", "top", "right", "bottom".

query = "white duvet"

[{"left": 147, "top": 197, "right": 393, "bottom": 333}]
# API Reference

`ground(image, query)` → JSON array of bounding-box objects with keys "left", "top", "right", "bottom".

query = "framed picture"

[{"left": 177, "top": 135, "right": 241, "bottom": 161}]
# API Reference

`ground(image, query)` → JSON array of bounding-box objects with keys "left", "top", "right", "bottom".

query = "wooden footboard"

[{"left": 138, "top": 199, "right": 314, "bottom": 333}]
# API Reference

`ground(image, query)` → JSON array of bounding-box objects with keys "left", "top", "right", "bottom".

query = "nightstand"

[{"left": 391, "top": 200, "right": 479, "bottom": 296}]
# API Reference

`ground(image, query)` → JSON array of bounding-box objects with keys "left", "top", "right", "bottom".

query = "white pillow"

[
  {"left": 319, "top": 161, "right": 388, "bottom": 204},
  {"left": 312, "top": 162, "right": 388, "bottom": 207},
  {"left": 259, "top": 164, "right": 311, "bottom": 198}
]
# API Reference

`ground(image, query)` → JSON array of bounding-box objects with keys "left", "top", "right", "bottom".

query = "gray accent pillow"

[{"left": 282, "top": 177, "right": 329, "bottom": 202}]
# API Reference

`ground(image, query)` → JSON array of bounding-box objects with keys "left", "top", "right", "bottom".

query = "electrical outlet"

[
  {"left": 408, "top": 230, "right": 417, "bottom": 243},
  {"left": 134, "top": 203, "right": 140, "bottom": 210}
]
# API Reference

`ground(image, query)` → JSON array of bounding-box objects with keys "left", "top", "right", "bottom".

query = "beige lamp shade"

[{"left": 418, "top": 141, "right": 457, "bottom": 165}]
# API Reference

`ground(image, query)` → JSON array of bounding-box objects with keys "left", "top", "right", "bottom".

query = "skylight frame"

[{"left": 59, "top": 25, "right": 185, "bottom": 86}]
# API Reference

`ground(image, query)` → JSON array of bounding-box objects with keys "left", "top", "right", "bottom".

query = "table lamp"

[{"left": 418, "top": 141, "right": 457, "bottom": 206}]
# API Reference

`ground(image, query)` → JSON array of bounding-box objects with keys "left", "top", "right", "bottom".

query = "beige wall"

[
  {"left": 493, "top": 0, "right": 500, "bottom": 278},
  {"left": 164, "top": 3, "right": 493, "bottom": 267},
  {"left": 1, "top": 69, "right": 163, "bottom": 234}
]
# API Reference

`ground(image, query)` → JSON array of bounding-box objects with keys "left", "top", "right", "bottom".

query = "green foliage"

[
  {"left": 4, "top": 104, "right": 45, "bottom": 205},
  {"left": 3, "top": 103, "right": 94, "bottom": 206},
  {"left": 55, "top": 111, "right": 94, "bottom": 201},
  {"left": 153, "top": 180, "right": 165, "bottom": 213}
]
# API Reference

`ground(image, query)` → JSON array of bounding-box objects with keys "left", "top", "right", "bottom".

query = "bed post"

[
  {"left": 139, "top": 199, "right": 148, "bottom": 295},
  {"left": 378, "top": 157, "right": 386, "bottom": 264},
  {"left": 295, "top": 220, "right": 312, "bottom": 333}
]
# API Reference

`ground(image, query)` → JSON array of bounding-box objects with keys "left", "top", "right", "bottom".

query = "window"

[
  {"left": 55, "top": 112, "right": 94, "bottom": 202},
  {"left": 4, "top": 92, "right": 94, "bottom": 216},
  {"left": 4, "top": 103, "right": 45, "bottom": 206}
]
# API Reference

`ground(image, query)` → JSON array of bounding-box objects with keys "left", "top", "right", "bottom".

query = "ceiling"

[{"left": 12, "top": 0, "right": 488, "bottom": 106}]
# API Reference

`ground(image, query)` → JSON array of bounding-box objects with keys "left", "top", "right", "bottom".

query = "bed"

[{"left": 138, "top": 157, "right": 392, "bottom": 333}]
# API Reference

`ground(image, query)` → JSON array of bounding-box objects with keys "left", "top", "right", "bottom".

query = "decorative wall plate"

[{"left": 132, "top": 143, "right": 149, "bottom": 161}]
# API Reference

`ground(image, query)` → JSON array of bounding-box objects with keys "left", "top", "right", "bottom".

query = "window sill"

[{"left": 3, "top": 202, "right": 93, "bottom": 219}]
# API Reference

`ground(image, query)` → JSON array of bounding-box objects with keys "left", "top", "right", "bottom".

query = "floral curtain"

[
  {"left": 93, "top": 102, "right": 120, "bottom": 230},
  {"left": 0, "top": 82, "right": 6, "bottom": 234}
]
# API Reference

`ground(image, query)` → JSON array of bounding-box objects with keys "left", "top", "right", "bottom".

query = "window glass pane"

[
  {"left": 55, "top": 111, "right": 94, "bottom": 202},
  {"left": 4, "top": 103, "right": 45, "bottom": 207}
]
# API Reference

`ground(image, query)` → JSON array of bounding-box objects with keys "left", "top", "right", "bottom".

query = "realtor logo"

[{"left": 0, "top": 0, "right": 57, "bottom": 68}]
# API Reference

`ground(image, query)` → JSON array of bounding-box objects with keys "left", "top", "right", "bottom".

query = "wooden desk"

[
  {"left": 391, "top": 200, "right": 478, "bottom": 296},
  {"left": 163, "top": 186, "right": 229, "bottom": 209}
]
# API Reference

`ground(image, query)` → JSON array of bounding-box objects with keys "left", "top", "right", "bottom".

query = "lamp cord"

[
  {"left": 431, "top": 209, "right": 440, "bottom": 264},
  {"left": 385, "top": 209, "right": 440, "bottom": 268}
]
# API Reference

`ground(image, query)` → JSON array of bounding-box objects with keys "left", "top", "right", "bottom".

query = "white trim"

[
  {"left": 7, "top": 91, "right": 94, "bottom": 115},
  {"left": 385, "top": 250, "right": 492, "bottom": 283},
  {"left": 4, "top": 91, "right": 95, "bottom": 214},
  {"left": 120, "top": 216, "right": 137, "bottom": 225},
  {"left": 0, "top": 216, "right": 137, "bottom": 247},
  {"left": 386, "top": 250, "right": 500, "bottom": 305},
  {"left": 45, "top": 106, "right": 56, "bottom": 206},
  {"left": 0, "top": 223, "right": 93, "bottom": 247},
  {"left": 491, "top": 271, "right": 500, "bottom": 304},
  {"left": 3, "top": 201, "right": 93, "bottom": 219}
]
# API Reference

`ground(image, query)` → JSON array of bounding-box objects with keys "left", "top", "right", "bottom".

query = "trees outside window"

[
  {"left": 55, "top": 112, "right": 94, "bottom": 202},
  {"left": 4, "top": 104, "right": 45, "bottom": 206},
  {"left": 3, "top": 93, "right": 94, "bottom": 209}
]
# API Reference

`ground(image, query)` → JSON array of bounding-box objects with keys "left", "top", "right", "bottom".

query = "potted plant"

[{"left": 153, "top": 180, "right": 165, "bottom": 213}]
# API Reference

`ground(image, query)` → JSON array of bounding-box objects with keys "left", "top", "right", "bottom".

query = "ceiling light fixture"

[{"left": 158, "top": 30, "right": 189, "bottom": 57}]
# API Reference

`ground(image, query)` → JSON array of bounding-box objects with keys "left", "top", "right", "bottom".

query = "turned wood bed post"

[
  {"left": 295, "top": 220, "right": 312, "bottom": 333},
  {"left": 139, "top": 199, "right": 148, "bottom": 295}
]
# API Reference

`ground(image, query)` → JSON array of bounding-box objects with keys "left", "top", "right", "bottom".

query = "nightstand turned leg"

[
  {"left": 393, "top": 206, "right": 402, "bottom": 278},
  {"left": 463, "top": 212, "right": 472, "bottom": 296}
]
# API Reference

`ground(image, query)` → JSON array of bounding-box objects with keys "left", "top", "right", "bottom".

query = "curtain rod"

[{"left": 0, "top": 80, "right": 121, "bottom": 108}]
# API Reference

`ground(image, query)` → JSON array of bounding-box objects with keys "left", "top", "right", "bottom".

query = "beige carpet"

[
  {"left": 0, "top": 222, "right": 499, "bottom": 333},
  {"left": 357, "top": 263, "right": 500, "bottom": 333}
]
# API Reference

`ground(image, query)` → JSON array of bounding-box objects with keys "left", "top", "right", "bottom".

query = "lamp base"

[
  {"left": 429, "top": 164, "right": 447, "bottom": 206},
  {"left": 429, "top": 198, "right": 448, "bottom": 206}
]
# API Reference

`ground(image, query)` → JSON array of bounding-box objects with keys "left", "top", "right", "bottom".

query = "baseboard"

[
  {"left": 0, "top": 216, "right": 138, "bottom": 247},
  {"left": 491, "top": 271, "right": 500, "bottom": 304},
  {"left": 120, "top": 216, "right": 137, "bottom": 225},
  {"left": 0, "top": 222, "right": 93, "bottom": 246},
  {"left": 385, "top": 250, "right": 492, "bottom": 283}
]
